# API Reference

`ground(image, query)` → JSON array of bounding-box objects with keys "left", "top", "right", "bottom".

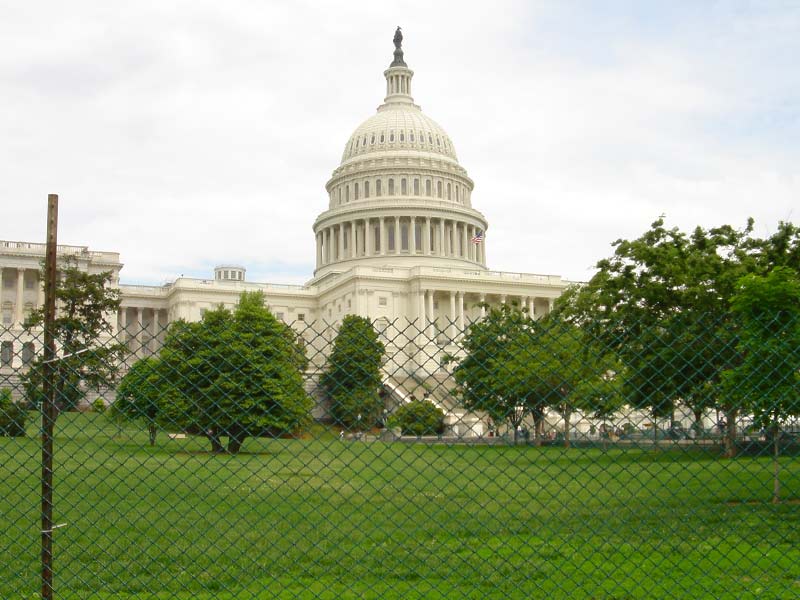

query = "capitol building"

[{"left": 1, "top": 31, "right": 568, "bottom": 431}]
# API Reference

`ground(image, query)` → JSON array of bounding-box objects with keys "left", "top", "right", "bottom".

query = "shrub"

[
  {"left": 92, "top": 398, "right": 106, "bottom": 413},
  {"left": 0, "top": 388, "right": 27, "bottom": 437},
  {"left": 388, "top": 399, "right": 444, "bottom": 436}
]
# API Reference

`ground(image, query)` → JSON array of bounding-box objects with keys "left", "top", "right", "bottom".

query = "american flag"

[{"left": 471, "top": 230, "right": 484, "bottom": 244}]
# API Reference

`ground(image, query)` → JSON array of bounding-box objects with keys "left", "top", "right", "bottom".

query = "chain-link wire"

[{"left": 1, "top": 305, "right": 799, "bottom": 598}]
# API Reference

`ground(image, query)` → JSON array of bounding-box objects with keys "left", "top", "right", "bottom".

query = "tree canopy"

[
  {"left": 321, "top": 315, "right": 385, "bottom": 430},
  {"left": 120, "top": 291, "right": 312, "bottom": 453},
  {"left": 23, "top": 259, "right": 124, "bottom": 412}
]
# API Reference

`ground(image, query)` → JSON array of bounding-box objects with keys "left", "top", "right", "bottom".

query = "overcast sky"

[{"left": 2, "top": 1, "right": 798, "bottom": 285}]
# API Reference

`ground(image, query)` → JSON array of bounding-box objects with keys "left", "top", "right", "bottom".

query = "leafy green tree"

[
  {"left": 321, "top": 315, "right": 385, "bottom": 430},
  {"left": 722, "top": 267, "right": 800, "bottom": 502},
  {"left": 447, "top": 303, "right": 547, "bottom": 442},
  {"left": 23, "top": 259, "right": 125, "bottom": 412},
  {"left": 557, "top": 218, "right": 761, "bottom": 453},
  {"left": 113, "top": 357, "right": 162, "bottom": 445},
  {"left": 0, "top": 388, "right": 27, "bottom": 437},
  {"left": 388, "top": 399, "right": 444, "bottom": 436},
  {"left": 152, "top": 291, "right": 312, "bottom": 453}
]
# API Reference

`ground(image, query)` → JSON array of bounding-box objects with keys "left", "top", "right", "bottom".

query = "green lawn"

[{"left": 1, "top": 413, "right": 799, "bottom": 599}]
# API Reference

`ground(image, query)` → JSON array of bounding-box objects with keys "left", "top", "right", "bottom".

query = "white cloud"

[{"left": 1, "top": 1, "right": 798, "bottom": 285}]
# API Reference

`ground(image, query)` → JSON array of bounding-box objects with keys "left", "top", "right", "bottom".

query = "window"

[
  {"left": 428, "top": 134, "right": 433, "bottom": 144},
  {"left": 354, "top": 183, "right": 359, "bottom": 200},
  {"left": 276, "top": 312, "right": 284, "bottom": 320},
  {"left": 401, "top": 178, "right": 407, "bottom": 195},
  {"left": 401, "top": 223, "right": 409, "bottom": 251},
  {"left": 362, "top": 135, "right": 367, "bottom": 146},
  {"left": 447, "top": 182, "right": 451, "bottom": 200},
  {"left": 380, "top": 133, "right": 385, "bottom": 143},
  {"left": 25, "top": 278, "right": 35, "bottom": 290},
  {"left": 364, "top": 181, "right": 370, "bottom": 198},
  {"left": 437, "top": 181, "right": 443, "bottom": 198},
  {"left": 436, "top": 135, "right": 441, "bottom": 146},
  {"left": 297, "top": 313, "right": 305, "bottom": 321},
  {"left": 388, "top": 179, "right": 394, "bottom": 195},
  {"left": 413, "top": 179, "right": 420, "bottom": 195},
  {"left": 1, "top": 341, "right": 12, "bottom": 366},
  {"left": 455, "top": 186, "right": 459, "bottom": 202},
  {"left": 22, "top": 342, "right": 34, "bottom": 365},
  {"left": 378, "top": 297, "right": 387, "bottom": 307},
  {"left": 347, "top": 299, "right": 351, "bottom": 309},
  {"left": 338, "top": 188, "right": 342, "bottom": 204},
  {"left": 389, "top": 131, "right": 395, "bottom": 142},
  {"left": 3, "top": 277, "right": 12, "bottom": 289},
  {"left": 376, "top": 179, "right": 382, "bottom": 196},
  {"left": 419, "top": 131, "right": 424, "bottom": 144},
  {"left": 410, "top": 131, "right": 415, "bottom": 142},
  {"left": 425, "top": 180, "right": 432, "bottom": 196},
  {"left": 399, "top": 131, "right": 405, "bottom": 142},
  {"left": 370, "top": 134, "right": 375, "bottom": 145}
]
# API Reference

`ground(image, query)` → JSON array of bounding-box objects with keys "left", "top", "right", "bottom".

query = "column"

[
  {"left": 354, "top": 222, "right": 360, "bottom": 257},
  {"left": 337, "top": 224, "right": 344, "bottom": 261},
  {"left": 480, "top": 293, "right": 486, "bottom": 318},
  {"left": 316, "top": 232, "right": 323, "bottom": 267},
  {"left": 366, "top": 219, "right": 373, "bottom": 256},
  {"left": 135, "top": 307, "right": 143, "bottom": 358},
  {"left": 439, "top": 219, "right": 446, "bottom": 257},
  {"left": 529, "top": 297, "right": 536, "bottom": 320},
  {"left": 424, "top": 218, "right": 431, "bottom": 255},
  {"left": 418, "top": 290, "right": 426, "bottom": 337},
  {"left": 457, "top": 292, "right": 465, "bottom": 332},
  {"left": 394, "top": 217, "right": 400, "bottom": 255},
  {"left": 37, "top": 273, "right": 45, "bottom": 309},
  {"left": 151, "top": 309, "right": 160, "bottom": 354},
  {"left": 461, "top": 223, "right": 468, "bottom": 258},
  {"left": 449, "top": 291, "right": 457, "bottom": 339},
  {"left": 379, "top": 217, "right": 386, "bottom": 255},
  {"left": 426, "top": 290, "right": 435, "bottom": 339},
  {"left": 15, "top": 268, "right": 24, "bottom": 327},
  {"left": 410, "top": 217, "right": 417, "bottom": 254},
  {"left": 350, "top": 221, "right": 357, "bottom": 258},
  {"left": 548, "top": 298, "right": 554, "bottom": 314}
]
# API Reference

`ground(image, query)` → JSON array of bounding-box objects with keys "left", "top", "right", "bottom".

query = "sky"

[{"left": 2, "top": 1, "right": 798, "bottom": 285}]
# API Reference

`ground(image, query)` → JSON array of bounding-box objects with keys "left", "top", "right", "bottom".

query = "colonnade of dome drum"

[{"left": 315, "top": 215, "right": 486, "bottom": 268}]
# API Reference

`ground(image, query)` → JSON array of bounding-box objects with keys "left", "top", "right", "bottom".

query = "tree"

[
  {"left": 321, "top": 315, "right": 385, "bottom": 430},
  {"left": 388, "top": 399, "right": 444, "bottom": 436},
  {"left": 556, "top": 218, "right": 761, "bottom": 454},
  {"left": 23, "top": 259, "right": 124, "bottom": 412},
  {"left": 446, "top": 303, "right": 547, "bottom": 443},
  {"left": 722, "top": 267, "right": 800, "bottom": 502},
  {"left": 113, "top": 357, "right": 162, "bottom": 445},
  {"left": 0, "top": 388, "right": 27, "bottom": 437},
  {"left": 150, "top": 291, "right": 312, "bottom": 453}
]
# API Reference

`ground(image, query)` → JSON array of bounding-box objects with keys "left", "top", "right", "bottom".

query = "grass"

[{"left": 1, "top": 412, "right": 799, "bottom": 599}]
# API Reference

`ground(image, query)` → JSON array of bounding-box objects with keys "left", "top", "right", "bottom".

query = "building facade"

[{"left": 1, "top": 32, "right": 569, "bottom": 432}]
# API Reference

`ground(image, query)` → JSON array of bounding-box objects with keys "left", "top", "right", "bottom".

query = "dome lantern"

[{"left": 383, "top": 26, "right": 414, "bottom": 106}]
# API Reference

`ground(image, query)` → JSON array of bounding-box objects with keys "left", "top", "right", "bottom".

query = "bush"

[
  {"left": 388, "top": 399, "right": 444, "bottom": 436},
  {"left": 0, "top": 388, "right": 27, "bottom": 437},
  {"left": 92, "top": 398, "right": 106, "bottom": 413}
]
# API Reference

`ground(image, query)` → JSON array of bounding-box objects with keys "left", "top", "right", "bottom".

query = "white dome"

[{"left": 341, "top": 105, "right": 458, "bottom": 164}]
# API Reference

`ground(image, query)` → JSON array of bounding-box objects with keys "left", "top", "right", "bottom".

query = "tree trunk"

[
  {"left": 532, "top": 413, "right": 544, "bottom": 447},
  {"left": 207, "top": 429, "right": 224, "bottom": 453},
  {"left": 692, "top": 408, "right": 703, "bottom": 437},
  {"left": 772, "top": 422, "right": 781, "bottom": 504},
  {"left": 563, "top": 408, "right": 571, "bottom": 449},
  {"left": 723, "top": 408, "right": 738, "bottom": 458},
  {"left": 228, "top": 435, "right": 245, "bottom": 454},
  {"left": 148, "top": 423, "right": 156, "bottom": 446}
]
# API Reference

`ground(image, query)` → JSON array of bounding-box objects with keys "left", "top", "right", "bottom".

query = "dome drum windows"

[
  {"left": 376, "top": 179, "right": 382, "bottom": 197},
  {"left": 354, "top": 183, "right": 360, "bottom": 200},
  {"left": 413, "top": 179, "right": 420, "bottom": 195},
  {"left": 389, "top": 131, "right": 395, "bottom": 142},
  {"left": 388, "top": 178, "right": 395, "bottom": 195},
  {"left": 425, "top": 180, "right": 432, "bottom": 197},
  {"left": 364, "top": 181, "right": 370, "bottom": 198},
  {"left": 401, "top": 178, "right": 407, "bottom": 195},
  {"left": 437, "top": 181, "right": 443, "bottom": 198}
]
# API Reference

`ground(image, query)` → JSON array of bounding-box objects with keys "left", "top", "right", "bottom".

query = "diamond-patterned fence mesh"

[{"left": 1, "top": 297, "right": 799, "bottom": 598}]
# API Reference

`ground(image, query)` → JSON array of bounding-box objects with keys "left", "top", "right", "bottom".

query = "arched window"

[
  {"left": 346, "top": 185, "right": 350, "bottom": 202},
  {"left": 0, "top": 341, "right": 12, "bottom": 366},
  {"left": 447, "top": 182, "right": 451, "bottom": 200},
  {"left": 380, "top": 133, "right": 385, "bottom": 143},
  {"left": 364, "top": 181, "right": 370, "bottom": 198},
  {"left": 436, "top": 135, "right": 441, "bottom": 146},
  {"left": 388, "top": 178, "right": 395, "bottom": 195},
  {"left": 338, "top": 188, "right": 342, "bottom": 204},
  {"left": 22, "top": 341, "right": 35, "bottom": 365},
  {"left": 400, "top": 223, "right": 409, "bottom": 251},
  {"left": 363, "top": 135, "right": 367, "bottom": 146},
  {"left": 354, "top": 183, "right": 360, "bottom": 200},
  {"left": 410, "top": 131, "right": 415, "bottom": 142},
  {"left": 399, "top": 131, "right": 405, "bottom": 142},
  {"left": 455, "top": 186, "right": 459, "bottom": 202},
  {"left": 437, "top": 181, "right": 443, "bottom": 198},
  {"left": 419, "top": 131, "right": 424, "bottom": 144},
  {"left": 389, "top": 131, "right": 395, "bottom": 142},
  {"left": 428, "top": 134, "right": 433, "bottom": 144},
  {"left": 413, "top": 179, "right": 420, "bottom": 195},
  {"left": 370, "top": 134, "right": 375, "bottom": 145},
  {"left": 401, "top": 178, "right": 407, "bottom": 195},
  {"left": 425, "top": 180, "right": 432, "bottom": 196},
  {"left": 376, "top": 179, "right": 382, "bottom": 197}
]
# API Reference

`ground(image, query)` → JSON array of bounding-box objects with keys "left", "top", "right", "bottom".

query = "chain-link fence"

[{"left": 1, "top": 300, "right": 799, "bottom": 598}]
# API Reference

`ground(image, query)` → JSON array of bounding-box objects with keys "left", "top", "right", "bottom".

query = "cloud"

[{"left": 1, "top": 1, "right": 798, "bottom": 285}]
